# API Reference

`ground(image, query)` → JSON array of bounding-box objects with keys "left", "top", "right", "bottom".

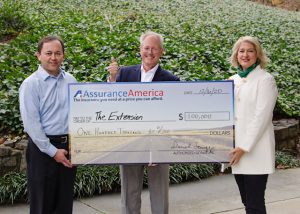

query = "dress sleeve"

[{"left": 19, "top": 80, "right": 57, "bottom": 157}]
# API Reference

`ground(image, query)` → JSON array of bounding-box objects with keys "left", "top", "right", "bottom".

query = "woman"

[{"left": 229, "top": 36, "right": 278, "bottom": 214}]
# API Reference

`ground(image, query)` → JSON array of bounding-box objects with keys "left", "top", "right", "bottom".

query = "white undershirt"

[{"left": 141, "top": 64, "right": 159, "bottom": 82}]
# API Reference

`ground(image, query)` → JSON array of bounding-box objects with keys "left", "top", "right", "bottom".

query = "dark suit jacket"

[{"left": 116, "top": 64, "right": 180, "bottom": 82}]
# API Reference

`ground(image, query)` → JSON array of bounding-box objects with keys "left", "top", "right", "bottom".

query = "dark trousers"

[
  {"left": 234, "top": 174, "right": 268, "bottom": 214},
  {"left": 26, "top": 138, "right": 77, "bottom": 214}
]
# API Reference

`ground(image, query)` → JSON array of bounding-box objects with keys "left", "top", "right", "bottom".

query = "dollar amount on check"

[{"left": 68, "top": 81, "right": 234, "bottom": 165}]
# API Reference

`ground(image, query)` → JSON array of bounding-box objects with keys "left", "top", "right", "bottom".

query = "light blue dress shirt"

[{"left": 19, "top": 65, "right": 77, "bottom": 157}]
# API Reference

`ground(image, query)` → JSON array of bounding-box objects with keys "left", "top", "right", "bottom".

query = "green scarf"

[{"left": 237, "top": 61, "right": 259, "bottom": 78}]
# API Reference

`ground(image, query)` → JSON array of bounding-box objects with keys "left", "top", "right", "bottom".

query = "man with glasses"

[{"left": 108, "top": 31, "right": 180, "bottom": 214}]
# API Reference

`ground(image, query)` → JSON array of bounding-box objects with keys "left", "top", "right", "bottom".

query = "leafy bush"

[
  {"left": 0, "top": 163, "right": 217, "bottom": 204},
  {"left": 275, "top": 151, "right": 300, "bottom": 169},
  {"left": 0, "top": 0, "right": 299, "bottom": 135},
  {"left": 0, "top": 0, "right": 31, "bottom": 40},
  {"left": 2, "top": 150, "right": 299, "bottom": 204},
  {"left": 74, "top": 165, "right": 120, "bottom": 198},
  {"left": 169, "top": 164, "right": 216, "bottom": 184},
  {"left": 0, "top": 171, "right": 27, "bottom": 204}
]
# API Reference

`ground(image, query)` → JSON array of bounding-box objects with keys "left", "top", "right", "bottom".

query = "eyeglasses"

[{"left": 142, "top": 47, "right": 162, "bottom": 54}]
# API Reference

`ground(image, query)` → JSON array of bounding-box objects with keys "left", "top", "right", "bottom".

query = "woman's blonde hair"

[{"left": 230, "top": 36, "right": 269, "bottom": 69}]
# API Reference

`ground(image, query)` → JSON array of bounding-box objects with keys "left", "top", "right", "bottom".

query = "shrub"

[
  {"left": 0, "top": 0, "right": 31, "bottom": 40},
  {"left": 0, "top": 0, "right": 299, "bottom": 136},
  {"left": 74, "top": 165, "right": 120, "bottom": 198},
  {"left": 0, "top": 171, "right": 27, "bottom": 204},
  {"left": 275, "top": 151, "right": 300, "bottom": 169},
  {"left": 0, "top": 163, "right": 218, "bottom": 204},
  {"left": 1, "top": 150, "right": 299, "bottom": 204}
]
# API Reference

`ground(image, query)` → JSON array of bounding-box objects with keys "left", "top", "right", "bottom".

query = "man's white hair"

[{"left": 140, "top": 31, "right": 164, "bottom": 49}]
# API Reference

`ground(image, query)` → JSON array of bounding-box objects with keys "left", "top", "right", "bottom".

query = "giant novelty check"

[{"left": 68, "top": 81, "right": 234, "bottom": 165}]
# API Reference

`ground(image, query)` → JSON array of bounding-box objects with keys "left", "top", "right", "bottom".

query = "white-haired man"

[{"left": 108, "top": 31, "right": 180, "bottom": 214}]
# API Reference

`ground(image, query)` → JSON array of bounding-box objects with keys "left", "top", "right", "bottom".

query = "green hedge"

[
  {"left": 0, "top": 0, "right": 299, "bottom": 135},
  {"left": 0, "top": 163, "right": 217, "bottom": 204},
  {"left": 1, "top": 151, "right": 299, "bottom": 204},
  {"left": 0, "top": 0, "right": 31, "bottom": 40}
]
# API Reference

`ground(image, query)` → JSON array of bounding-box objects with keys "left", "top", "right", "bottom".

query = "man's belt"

[{"left": 47, "top": 134, "right": 68, "bottom": 144}]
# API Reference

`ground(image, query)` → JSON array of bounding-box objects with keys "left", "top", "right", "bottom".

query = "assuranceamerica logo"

[
  {"left": 73, "top": 89, "right": 165, "bottom": 102},
  {"left": 73, "top": 90, "right": 83, "bottom": 98}
]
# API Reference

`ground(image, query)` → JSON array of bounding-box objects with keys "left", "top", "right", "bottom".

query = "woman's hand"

[{"left": 229, "top": 147, "right": 246, "bottom": 166}]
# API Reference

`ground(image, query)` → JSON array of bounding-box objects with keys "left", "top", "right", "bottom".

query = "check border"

[{"left": 68, "top": 81, "right": 234, "bottom": 165}]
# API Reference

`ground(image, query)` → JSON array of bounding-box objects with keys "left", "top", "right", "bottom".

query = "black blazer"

[{"left": 116, "top": 64, "right": 180, "bottom": 82}]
